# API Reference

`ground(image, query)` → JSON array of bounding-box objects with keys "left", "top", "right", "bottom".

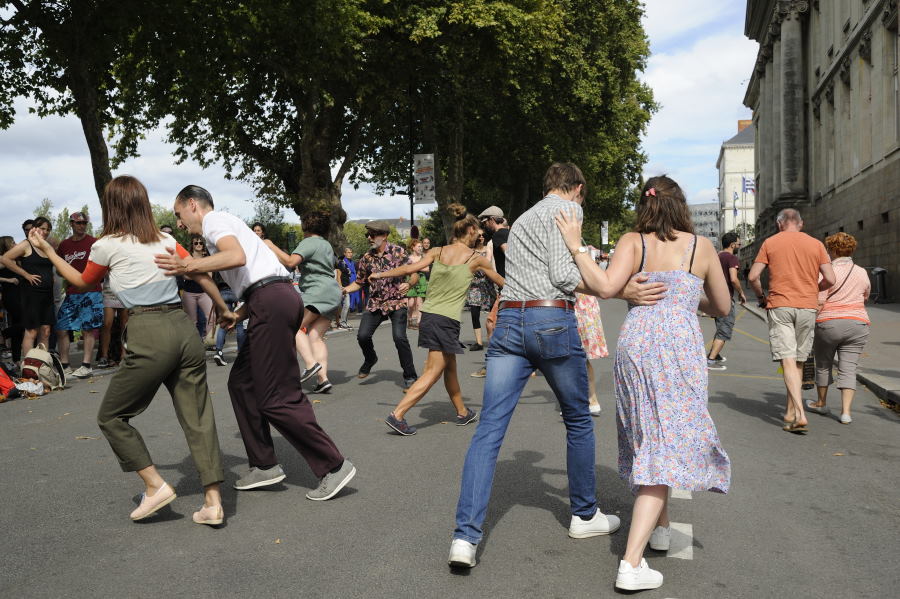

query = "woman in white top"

[{"left": 29, "top": 175, "right": 233, "bottom": 526}]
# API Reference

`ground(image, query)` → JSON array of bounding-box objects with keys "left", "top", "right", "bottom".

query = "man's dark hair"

[
  {"left": 22, "top": 219, "right": 34, "bottom": 232},
  {"left": 175, "top": 185, "right": 215, "bottom": 209},
  {"left": 721, "top": 232, "right": 739, "bottom": 248},
  {"left": 542, "top": 162, "right": 586, "bottom": 196}
]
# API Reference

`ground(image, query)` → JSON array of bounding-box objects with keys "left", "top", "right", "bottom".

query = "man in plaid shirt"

[
  {"left": 448, "top": 163, "right": 622, "bottom": 568},
  {"left": 342, "top": 221, "right": 419, "bottom": 388}
]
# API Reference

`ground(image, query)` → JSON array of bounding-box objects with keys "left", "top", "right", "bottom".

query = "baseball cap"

[
  {"left": 364, "top": 220, "right": 390, "bottom": 234},
  {"left": 70, "top": 212, "right": 89, "bottom": 223},
  {"left": 478, "top": 206, "right": 503, "bottom": 219}
]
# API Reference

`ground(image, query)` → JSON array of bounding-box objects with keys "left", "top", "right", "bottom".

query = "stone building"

[
  {"left": 743, "top": 0, "right": 899, "bottom": 300},
  {"left": 716, "top": 120, "right": 756, "bottom": 239},
  {"left": 689, "top": 202, "right": 720, "bottom": 249}
]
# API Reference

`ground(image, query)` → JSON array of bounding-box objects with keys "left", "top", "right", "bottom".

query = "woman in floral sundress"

[{"left": 555, "top": 175, "right": 732, "bottom": 592}]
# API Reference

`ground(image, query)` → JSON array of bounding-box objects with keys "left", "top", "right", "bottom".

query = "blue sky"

[{"left": 0, "top": 1, "right": 757, "bottom": 239}]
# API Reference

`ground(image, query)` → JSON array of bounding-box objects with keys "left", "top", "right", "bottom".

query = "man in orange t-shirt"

[{"left": 749, "top": 208, "right": 835, "bottom": 433}]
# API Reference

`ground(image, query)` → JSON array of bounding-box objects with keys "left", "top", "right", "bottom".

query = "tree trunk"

[
  {"left": 67, "top": 63, "right": 112, "bottom": 204},
  {"left": 290, "top": 174, "right": 348, "bottom": 254}
]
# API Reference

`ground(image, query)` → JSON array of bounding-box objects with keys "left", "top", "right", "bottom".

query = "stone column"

[{"left": 778, "top": 0, "right": 809, "bottom": 201}]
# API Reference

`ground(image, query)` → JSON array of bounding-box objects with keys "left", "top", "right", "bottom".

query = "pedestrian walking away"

[
  {"left": 267, "top": 210, "right": 342, "bottom": 395},
  {"left": 370, "top": 204, "right": 504, "bottom": 436},
  {"left": 0, "top": 236, "right": 25, "bottom": 368},
  {"left": 748, "top": 208, "right": 835, "bottom": 434},
  {"left": 574, "top": 291, "right": 607, "bottom": 416},
  {"left": 29, "top": 176, "right": 229, "bottom": 525},
  {"left": 341, "top": 221, "right": 419, "bottom": 388},
  {"left": 806, "top": 232, "right": 870, "bottom": 425},
  {"left": 449, "top": 163, "right": 626, "bottom": 571},
  {"left": 706, "top": 231, "right": 747, "bottom": 371},
  {"left": 556, "top": 175, "right": 733, "bottom": 592},
  {"left": 0, "top": 216, "right": 55, "bottom": 368},
  {"left": 157, "top": 185, "right": 356, "bottom": 502}
]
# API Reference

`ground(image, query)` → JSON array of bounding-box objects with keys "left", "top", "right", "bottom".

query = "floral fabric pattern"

[
  {"left": 574, "top": 292, "right": 608, "bottom": 359},
  {"left": 356, "top": 242, "right": 413, "bottom": 314},
  {"left": 614, "top": 269, "right": 731, "bottom": 495}
]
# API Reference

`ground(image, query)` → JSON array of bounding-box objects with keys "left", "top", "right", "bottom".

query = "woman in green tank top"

[{"left": 368, "top": 204, "right": 504, "bottom": 436}]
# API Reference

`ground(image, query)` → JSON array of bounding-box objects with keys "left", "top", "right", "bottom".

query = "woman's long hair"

[
  {"left": 634, "top": 175, "right": 694, "bottom": 241},
  {"left": 0, "top": 235, "right": 14, "bottom": 254},
  {"left": 100, "top": 176, "right": 163, "bottom": 244}
]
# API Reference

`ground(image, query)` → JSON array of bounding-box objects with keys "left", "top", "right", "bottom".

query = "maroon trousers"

[{"left": 228, "top": 281, "right": 344, "bottom": 478}]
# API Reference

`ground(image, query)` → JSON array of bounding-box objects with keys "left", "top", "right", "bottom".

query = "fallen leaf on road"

[
  {"left": 75, "top": 435, "right": 100, "bottom": 440},
  {"left": 63, "top": 412, "right": 71, "bottom": 416},
  {"left": 312, "top": 399, "right": 321, "bottom": 404},
  {"left": 440, "top": 421, "right": 447, "bottom": 424},
  {"left": 30, "top": 447, "right": 36, "bottom": 450},
  {"left": 275, "top": 538, "right": 281, "bottom": 544},
  {"left": 833, "top": 452, "right": 844, "bottom": 456},
  {"left": 89, "top": 390, "right": 99, "bottom": 394}
]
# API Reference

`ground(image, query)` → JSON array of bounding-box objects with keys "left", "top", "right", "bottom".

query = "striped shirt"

[
  {"left": 500, "top": 195, "right": 583, "bottom": 302},
  {"left": 817, "top": 257, "right": 870, "bottom": 324}
]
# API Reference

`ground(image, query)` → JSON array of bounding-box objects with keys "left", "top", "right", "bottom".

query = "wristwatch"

[{"left": 571, "top": 246, "right": 589, "bottom": 257}]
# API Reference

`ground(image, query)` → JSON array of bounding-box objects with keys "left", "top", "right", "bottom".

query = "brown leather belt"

[
  {"left": 243, "top": 276, "right": 292, "bottom": 301},
  {"left": 128, "top": 302, "right": 183, "bottom": 315},
  {"left": 498, "top": 299, "right": 575, "bottom": 310}
]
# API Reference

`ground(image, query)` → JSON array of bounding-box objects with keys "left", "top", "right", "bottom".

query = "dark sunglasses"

[
  {"left": 70, "top": 220, "right": 87, "bottom": 225},
  {"left": 193, "top": 241, "right": 205, "bottom": 246},
  {"left": 365, "top": 232, "right": 385, "bottom": 238}
]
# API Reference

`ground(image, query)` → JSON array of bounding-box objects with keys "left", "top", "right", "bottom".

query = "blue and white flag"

[{"left": 742, "top": 176, "right": 755, "bottom": 194}]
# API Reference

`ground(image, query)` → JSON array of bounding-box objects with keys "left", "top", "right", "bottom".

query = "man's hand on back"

[{"left": 619, "top": 274, "right": 667, "bottom": 306}]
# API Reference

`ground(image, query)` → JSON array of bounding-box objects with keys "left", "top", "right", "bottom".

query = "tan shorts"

[{"left": 766, "top": 307, "right": 817, "bottom": 362}]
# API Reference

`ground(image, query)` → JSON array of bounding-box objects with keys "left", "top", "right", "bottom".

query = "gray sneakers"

[
  {"left": 234, "top": 465, "right": 286, "bottom": 490},
  {"left": 306, "top": 460, "right": 356, "bottom": 501}
]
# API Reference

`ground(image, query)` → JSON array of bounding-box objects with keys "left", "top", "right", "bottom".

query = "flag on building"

[{"left": 742, "top": 176, "right": 756, "bottom": 194}]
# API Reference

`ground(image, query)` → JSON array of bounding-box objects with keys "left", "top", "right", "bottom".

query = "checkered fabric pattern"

[{"left": 500, "top": 195, "right": 583, "bottom": 302}]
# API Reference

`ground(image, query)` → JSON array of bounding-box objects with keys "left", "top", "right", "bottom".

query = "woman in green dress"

[
  {"left": 405, "top": 238, "right": 428, "bottom": 329},
  {"left": 370, "top": 204, "right": 504, "bottom": 436},
  {"left": 267, "top": 211, "right": 341, "bottom": 394}
]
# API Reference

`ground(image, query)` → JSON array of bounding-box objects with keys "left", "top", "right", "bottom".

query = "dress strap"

[
  {"left": 638, "top": 234, "right": 646, "bottom": 272},
  {"left": 465, "top": 249, "right": 478, "bottom": 263},
  {"left": 688, "top": 235, "right": 697, "bottom": 274},
  {"left": 438, "top": 246, "right": 444, "bottom": 262}
]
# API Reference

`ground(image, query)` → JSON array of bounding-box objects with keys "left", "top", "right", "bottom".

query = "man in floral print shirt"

[{"left": 342, "top": 221, "right": 419, "bottom": 387}]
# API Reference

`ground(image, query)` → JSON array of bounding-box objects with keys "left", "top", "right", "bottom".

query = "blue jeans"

[
  {"left": 453, "top": 306, "right": 595, "bottom": 544},
  {"left": 215, "top": 288, "right": 247, "bottom": 352}
]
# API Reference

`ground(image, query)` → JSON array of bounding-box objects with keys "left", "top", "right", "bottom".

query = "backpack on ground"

[{"left": 21, "top": 344, "right": 66, "bottom": 390}]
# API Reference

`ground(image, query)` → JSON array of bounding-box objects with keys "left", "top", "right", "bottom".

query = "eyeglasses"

[
  {"left": 71, "top": 221, "right": 87, "bottom": 225},
  {"left": 193, "top": 241, "right": 205, "bottom": 246},
  {"left": 365, "top": 232, "right": 384, "bottom": 238}
]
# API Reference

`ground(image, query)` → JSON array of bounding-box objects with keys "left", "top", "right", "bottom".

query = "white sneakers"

[
  {"left": 615, "top": 558, "right": 663, "bottom": 591},
  {"left": 448, "top": 539, "right": 476, "bottom": 568},
  {"left": 567, "top": 509, "right": 621, "bottom": 538},
  {"left": 649, "top": 525, "right": 671, "bottom": 551}
]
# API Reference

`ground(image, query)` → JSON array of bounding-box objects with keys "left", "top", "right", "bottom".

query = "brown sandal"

[{"left": 782, "top": 420, "right": 808, "bottom": 434}]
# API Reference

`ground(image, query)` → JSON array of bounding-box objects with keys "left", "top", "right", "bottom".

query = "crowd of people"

[{"left": 0, "top": 161, "right": 874, "bottom": 593}]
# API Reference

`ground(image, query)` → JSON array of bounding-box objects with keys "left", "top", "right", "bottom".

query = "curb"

[
  {"left": 739, "top": 303, "right": 899, "bottom": 407},
  {"left": 857, "top": 371, "right": 900, "bottom": 406}
]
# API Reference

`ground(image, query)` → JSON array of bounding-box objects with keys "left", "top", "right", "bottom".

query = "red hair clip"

[{"left": 645, "top": 187, "right": 657, "bottom": 197}]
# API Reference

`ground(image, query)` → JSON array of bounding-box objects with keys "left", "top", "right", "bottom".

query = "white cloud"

[{"left": 639, "top": 2, "right": 758, "bottom": 206}]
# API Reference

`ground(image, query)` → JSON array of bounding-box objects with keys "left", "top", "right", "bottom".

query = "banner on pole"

[
  {"left": 601, "top": 221, "right": 609, "bottom": 246},
  {"left": 413, "top": 154, "right": 436, "bottom": 204}
]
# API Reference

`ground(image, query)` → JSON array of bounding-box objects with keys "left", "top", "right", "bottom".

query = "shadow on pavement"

[{"left": 709, "top": 390, "right": 786, "bottom": 427}]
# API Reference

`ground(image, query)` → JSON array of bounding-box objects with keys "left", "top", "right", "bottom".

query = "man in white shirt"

[{"left": 155, "top": 185, "right": 356, "bottom": 501}]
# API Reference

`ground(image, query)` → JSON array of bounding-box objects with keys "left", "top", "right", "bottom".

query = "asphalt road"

[{"left": 2, "top": 300, "right": 898, "bottom": 598}]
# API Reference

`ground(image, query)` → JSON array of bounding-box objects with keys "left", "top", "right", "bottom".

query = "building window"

[
  {"left": 858, "top": 220, "right": 864, "bottom": 230},
  {"left": 882, "top": 211, "right": 891, "bottom": 223},
  {"left": 839, "top": 226, "right": 845, "bottom": 232}
]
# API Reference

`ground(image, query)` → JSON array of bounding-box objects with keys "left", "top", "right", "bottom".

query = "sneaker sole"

[
  {"left": 214, "top": 359, "right": 226, "bottom": 366},
  {"left": 233, "top": 473, "right": 287, "bottom": 490},
  {"left": 448, "top": 554, "right": 476, "bottom": 568},
  {"left": 385, "top": 419, "right": 417, "bottom": 435},
  {"left": 568, "top": 521, "right": 621, "bottom": 538},
  {"left": 305, "top": 465, "right": 356, "bottom": 501},
  {"left": 615, "top": 578, "right": 663, "bottom": 591},
  {"left": 648, "top": 542, "right": 670, "bottom": 551},
  {"left": 455, "top": 415, "right": 478, "bottom": 426},
  {"left": 300, "top": 364, "right": 322, "bottom": 383}
]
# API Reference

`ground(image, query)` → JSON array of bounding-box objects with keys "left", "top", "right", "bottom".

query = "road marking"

[
  {"left": 668, "top": 522, "right": 694, "bottom": 560},
  {"left": 709, "top": 373, "right": 784, "bottom": 381},
  {"left": 733, "top": 327, "right": 769, "bottom": 345},
  {"left": 670, "top": 488, "right": 692, "bottom": 500}
]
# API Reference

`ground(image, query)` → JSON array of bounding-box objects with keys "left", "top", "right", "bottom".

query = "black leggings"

[{"left": 470, "top": 306, "right": 481, "bottom": 330}]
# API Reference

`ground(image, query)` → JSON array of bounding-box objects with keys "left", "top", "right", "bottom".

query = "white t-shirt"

[
  {"left": 88, "top": 233, "right": 181, "bottom": 308},
  {"left": 202, "top": 211, "right": 288, "bottom": 298}
]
